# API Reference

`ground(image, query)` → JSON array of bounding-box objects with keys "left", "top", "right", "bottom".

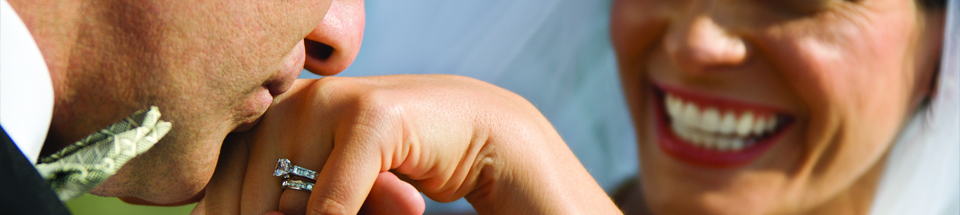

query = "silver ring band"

[
  {"left": 281, "top": 179, "right": 314, "bottom": 191},
  {"left": 273, "top": 158, "right": 318, "bottom": 180}
]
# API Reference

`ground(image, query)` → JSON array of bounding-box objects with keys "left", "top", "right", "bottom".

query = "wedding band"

[
  {"left": 273, "top": 158, "right": 318, "bottom": 180},
  {"left": 282, "top": 179, "right": 314, "bottom": 191}
]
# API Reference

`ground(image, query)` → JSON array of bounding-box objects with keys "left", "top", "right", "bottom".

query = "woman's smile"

[
  {"left": 612, "top": 0, "right": 945, "bottom": 213},
  {"left": 652, "top": 82, "right": 795, "bottom": 168}
]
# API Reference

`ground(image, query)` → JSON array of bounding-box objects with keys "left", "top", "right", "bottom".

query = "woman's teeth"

[{"left": 664, "top": 93, "right": 782, "bottom": 151}]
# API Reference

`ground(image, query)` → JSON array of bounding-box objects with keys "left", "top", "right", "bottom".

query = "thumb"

[{"left": 360, "top": 172, "right": 425, "bottom": 215}]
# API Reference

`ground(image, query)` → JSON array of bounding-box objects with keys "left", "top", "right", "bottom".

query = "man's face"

[{"left": 47, "top": 0, "right": 365, "bottom": 204}]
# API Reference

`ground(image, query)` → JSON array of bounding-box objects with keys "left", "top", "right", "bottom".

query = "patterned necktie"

[{"left": 34, "top": 106, "right": 171, "bottom": 201}]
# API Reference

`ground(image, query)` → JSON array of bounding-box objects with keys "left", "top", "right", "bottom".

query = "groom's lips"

[
  {"left": 233, "top": 115, "right": 263, "bottom": 132},
  {"left": 232, "top": 42, "right": 306, "bottom": 133}
]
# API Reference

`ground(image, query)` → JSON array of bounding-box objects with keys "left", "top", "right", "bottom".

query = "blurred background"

[{"left": 66, "top": 194, "right": 194, "bottom": 214}]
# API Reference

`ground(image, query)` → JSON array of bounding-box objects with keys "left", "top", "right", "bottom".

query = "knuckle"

[
  {"left": 307, "top": 77, "right": 351, "bottom": 108},
  {"left": 312, "top": 76, "right": 340, "bottom": 91},
  {"left": 351, "top": 89, "right": 403, "bottom": 126}
]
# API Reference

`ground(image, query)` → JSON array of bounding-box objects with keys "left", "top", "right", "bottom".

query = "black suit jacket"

[{"left": 0, "top": 126, "right": 71, "bottom": 214}]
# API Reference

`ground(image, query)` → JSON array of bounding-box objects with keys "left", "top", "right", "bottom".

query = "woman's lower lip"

[{"left": 652, "top": 88, "right": 792, "bottom": 168}]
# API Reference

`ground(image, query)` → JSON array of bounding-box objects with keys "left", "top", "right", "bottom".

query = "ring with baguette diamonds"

[
  {"left": 282, "top": 179, "right": 314, "bottom": 191},
  {"left": 273, "top": 158, "right": 318, "bottom": 180}
]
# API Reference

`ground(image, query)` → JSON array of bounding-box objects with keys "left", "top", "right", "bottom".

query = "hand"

[
  {"left": 200, "top": 75, "right": 620, "bottom": 214},
  {"left": 193, "top": 99, "right": 424, "bottom": 214}
]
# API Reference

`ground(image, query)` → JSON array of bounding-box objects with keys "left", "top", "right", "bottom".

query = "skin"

[
  {"left": 611, "top": 0, "right": 943, "bottom": 214},
  {"left": 198, "top": 76, "right": 623, "bottom": 214},
  {"left": 196, "top": 123, "right": 425, "bottom": 215},
  {"left": 6, "top": 0, "right": 365, "bottom": 204}
]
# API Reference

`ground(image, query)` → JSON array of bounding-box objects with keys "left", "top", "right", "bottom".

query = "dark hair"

[{"left": 920, "top": 0, "right": 946, "bottom": 9}]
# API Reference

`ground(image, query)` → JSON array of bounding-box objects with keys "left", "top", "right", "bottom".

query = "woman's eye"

[{"left": 765, "top": 0, "right": 837, "bottom": 15}]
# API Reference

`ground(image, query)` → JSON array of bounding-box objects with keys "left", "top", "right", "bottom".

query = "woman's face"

[{"left": 612, "top": 0, "right": 943, "bottom": 214}]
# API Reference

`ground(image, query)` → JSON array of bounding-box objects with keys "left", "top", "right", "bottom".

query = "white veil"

[{"left": 870, "top": 0, "right": 960, "bottom": 214}]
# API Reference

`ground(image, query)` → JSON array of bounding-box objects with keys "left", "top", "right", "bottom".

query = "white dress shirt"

[{"left": 0, "top": 0, "right": 56, "bottom": 165}]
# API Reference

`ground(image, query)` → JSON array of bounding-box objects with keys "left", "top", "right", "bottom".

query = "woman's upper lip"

[
  {"left": 652, "top": 81, "right": 794, "bottom": 116},
  {"left": 651, "top": 82, "right": 798, "bottom": 168}
]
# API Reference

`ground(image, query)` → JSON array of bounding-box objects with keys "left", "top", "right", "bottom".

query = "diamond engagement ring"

[
  {"left": 273, "top": 158, "right": 318, "bottom": 180},
  {"left": 275, "top": 158, "right": 318, "bottom": 192},
  {"left": 282, "top": 179, "right": 315, "bottom": 191}
]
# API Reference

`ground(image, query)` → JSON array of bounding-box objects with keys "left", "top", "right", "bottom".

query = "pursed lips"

[{"left": 234, "top": 43, "right": 307, "bottom": 133}]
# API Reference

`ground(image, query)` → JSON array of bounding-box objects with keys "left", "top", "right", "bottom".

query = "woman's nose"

[
  {"left": 303, "top": 0, "right": 366, "bottom": 76},
  {"left": 664, "top": 15, "right": 747, "bottom": 73}
]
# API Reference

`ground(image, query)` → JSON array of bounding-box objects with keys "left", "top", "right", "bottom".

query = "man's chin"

[
  {"left": 89, "top": 181, "right": 206, "bottom": 206},
  {"left": 118, "top": 191, "right": 205, "bottom": 206}
]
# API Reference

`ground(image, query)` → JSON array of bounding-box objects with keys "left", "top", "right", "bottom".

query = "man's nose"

[
  {"left": 303, "top": 0, "right": 365, "bottom": 76},
  {"left": 664, "top": 15, "right": 748, "bottom": 74}
]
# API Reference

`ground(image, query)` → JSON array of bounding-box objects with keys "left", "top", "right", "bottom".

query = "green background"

[{"left": 66, "top": 194, "right": 196, "bottom": 214}]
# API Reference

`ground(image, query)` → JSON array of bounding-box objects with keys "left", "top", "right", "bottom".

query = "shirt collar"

[{"left": 0, "top": 0, "right": 56, "bottom": 165}]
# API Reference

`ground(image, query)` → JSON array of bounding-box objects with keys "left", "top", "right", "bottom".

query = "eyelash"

[{"left": 763, "top": 0, "right": 839, "bottom": 16}]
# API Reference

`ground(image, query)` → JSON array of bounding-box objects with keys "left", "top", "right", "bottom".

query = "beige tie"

[{"left": 34, "top": 106, "right": 171, "bottom": 201}]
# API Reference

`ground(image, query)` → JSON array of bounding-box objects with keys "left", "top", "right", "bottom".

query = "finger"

[
  {"left": 267, "top": 84, "right": 339, "bottom": 215},
  {"left": 191, "top": 198, "right": 206, "bottom": 215},
  {"left": 281, "top": 172, "right": 424, "bottom": 215},
  {"left": 359, "top": 172, "right": 425, "bottom": 215},
  {"left": 278, "top": 186, "right": 312, "bottom": 215},
  {"left": 306, "top": 128, "right": 387, "bottom": 215},
  {"left": 239, "top": 135, "right": 287, "bottom": 214},
  {"left": 196, "top": 134, "right": 251, "bottom": 214}
]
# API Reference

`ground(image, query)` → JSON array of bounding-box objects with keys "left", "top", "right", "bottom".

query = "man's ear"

[{"left": 303, "top": 0, "right": 366, "bottom": 77}]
